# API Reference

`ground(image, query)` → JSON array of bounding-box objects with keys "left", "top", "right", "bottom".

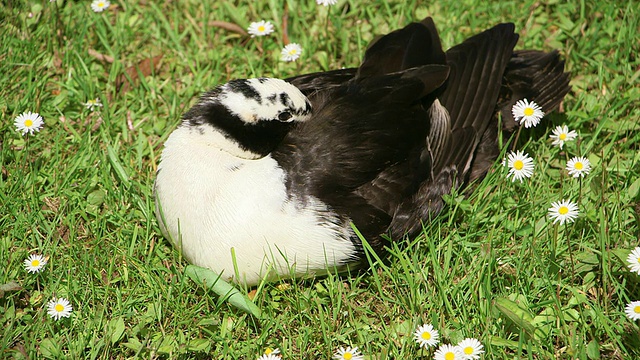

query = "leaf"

[
  {"left": 586, "top": 339, "right": 600, "bottom": 359},
  {"left": 122, "top": 337, "right": 143, "bottom": 352},
  {"left": 108, "top": 317, "right": 126, "bottom": 345},
  {"left": 626, "top": 177, "right": 640, "bottom": 202},
  {"left": 39, "top": 338, "right": 61, "bottom": 358},
  {"left": 494, "top": 297, "right": 540, "bottom": 340},
  {"left": 0, "top": 281, "right": 22, "bottom": 298},
  {"left": 187, "top": 338, "right": 211, "bottom": 352},
  {"left": 209, "top": 20, "right": 247, "bottom": 36},
  {"left": 87, "top": 189, "right": 106, "bottom": 207},
  {"left": 116, "top": 55, "right": 163, "bottom": 93},
  {"left": 88, "top": 48, "right": 114, "bottom": 63},
  {"left": 185, "top": 265, "right": 262, "bottom": 318},
  {"left": 106, "top": 145, "right": 131, "bottom": 188}
]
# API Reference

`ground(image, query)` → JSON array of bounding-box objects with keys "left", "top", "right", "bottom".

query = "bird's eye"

[{"left": 278, "top": 111, "right": 293, "bottom": 122}]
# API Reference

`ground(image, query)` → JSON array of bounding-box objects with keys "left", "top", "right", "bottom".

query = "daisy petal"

[
  {"left": 47, "top": 297, "right": 73, "bottom": 320},
  {"left": 413, "top": 323, "right": 440, "bottom": 348},
  {"left": 512, "top": 98, "right": 544, "bottom": 128},
  {"left": 625, "top": 301, "right": 640, "bottom": 321},
  {"left": 505, "top": 150, "right": 535, "bottom": 182},
  {"left": 548, "top": 199, "right": 579, "bottom": 225},
  {"left": 281, "top": 43, "right": 302, "bottom": 62},
  {"left": 566, "top": 156, "right": 591, "bottom": 178}
]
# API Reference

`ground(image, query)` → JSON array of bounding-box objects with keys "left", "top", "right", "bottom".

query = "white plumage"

[{"left": 155, "top": 79, "right": 357, "bottom": 285}]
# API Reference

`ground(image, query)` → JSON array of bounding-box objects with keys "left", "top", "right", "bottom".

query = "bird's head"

[{"left": 180, "top": 78, "right": 312, "bottom": 159}]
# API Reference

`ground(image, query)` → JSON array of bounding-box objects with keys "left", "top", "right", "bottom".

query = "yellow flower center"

[
  {"left": 445, "top": 351, "right": 455, "bottom": 360},
  {"left": 464, "top": 346, "right": 474, "bottom": 355},
  {"left": 524, "top": 107, "right": 534, "bottom": 116},
  {"left": 24, "top": 119, "right": 33, "bottom": 127},
  {"left": 513, "top": 159, "right": 524, "bottom": 170},
  {"left": 421, "top": 332, "right": 431, "bottom": 340},
  {"left": 559, "top": 133, "right": 567, "bottom": 140},
  {"left": 258, "top": 26, "right": 265, "bottom": 32},
  {"left": 289, "top": 49, "right": 297, "bottom": 55},
  {"left": 31, "top": 259, "right": 40, "bottom": 267},
  {"left": 344, "top": 352, "right": 353, "bottom": 360},
  {"left": 98, "top": 1, "right": 105, "bottom": 6},
  {"left": 55, "top": 304, "right": 64, "bottom": 312},
  {"left": 636, "top": 257, "right": 640, "bottom": 264},
  {"left": 574, "top": 162, "right": 583, "bottom": 170},
  {"left": 558, "top": 206, "right": 569, "bottom": 215},
  {"left": 635, "top": 306, "right": 640, "bottom": 314}
]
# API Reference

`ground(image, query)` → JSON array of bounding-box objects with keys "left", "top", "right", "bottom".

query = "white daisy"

[
  {"left": 24, "top": 254, "right": 48, "bottom": 273},
  {"left": 257, "top": 355, "right": 281, "bottom": 360},
  {"left": 333, "top": 346, "right": 363, "bottom": 360},
  {"left": 512, "top": 99, "right": 544, "bottom": 128},
  {"left": 548, "top": 199, "right": 579, "bottom": 225},
  {"left": 625, "top": 301, "right": 640, "bottom": 321},
  {"left": 247, "top": 21, "right": 274, "bottom": 37},
  {"left": 14, "top": 111, "right": 44, "bottom": 135},
  {"left": 91, "top": 0, "right": 110, "bottom": 13},
  {"left": 263, "top": 347, "right": 280, "bottom": 356},
  {"left": 566, "top": 156, "right": 591, "bottom": 178},
  {"left": 434, "top": 344, "right": 464, "bottom": 360},
  {"left": 413, "top": 323, "right": 440, "bottom": 348},
  {"left": 317, "top": 0, "right": 339, "bottom": 5},
  {"left": 549, "top": 125, "right": 577, "bottom": 149},
  {"left": 626, "top": 247, "right": 640, "bottom": 275},
  {"left": 281, "top": 43, "right": 302, "bottom": 62},
  {"left": 47, "top": 297, "right": 73, "bottom": 320},
  {"left": 84, "top": 98, "right": 103, "bottom": 111},
  {"left": 505, "top": 150, "right": 534, "bottom": 182},
  {"left": 457, "top": 338, "right": 484, "bottom": 360}
]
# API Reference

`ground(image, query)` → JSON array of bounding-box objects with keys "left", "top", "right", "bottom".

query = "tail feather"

[
  {"left": 468, "top": 50, "right": 571, "bottom": 182},
  {"left": 433, "top": 23, "right": 519, "bottom": 176},
  {"left": 499, "top": 50, "right": 571, "bottom": 131}
]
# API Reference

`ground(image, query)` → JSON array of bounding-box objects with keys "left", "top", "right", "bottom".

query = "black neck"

[{"left": 184, "top": 102, "right": 292, "bottom": 157}]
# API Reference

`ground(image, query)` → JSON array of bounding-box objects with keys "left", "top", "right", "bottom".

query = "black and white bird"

[{"left": 154, "top": 17, "right": 570, "bottom": 286}]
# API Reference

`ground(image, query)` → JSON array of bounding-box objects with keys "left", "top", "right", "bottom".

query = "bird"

[{"left": 154, "top": 17, "right": 570, "bottom": 286}]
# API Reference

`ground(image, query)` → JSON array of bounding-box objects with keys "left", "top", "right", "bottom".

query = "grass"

[{"left": 1, "top": 0, "right": 639, "bottom": 358}]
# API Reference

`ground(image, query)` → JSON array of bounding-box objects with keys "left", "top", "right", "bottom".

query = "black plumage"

[{"left": 279, "top": 17, "right": 570, "bottom": 254}]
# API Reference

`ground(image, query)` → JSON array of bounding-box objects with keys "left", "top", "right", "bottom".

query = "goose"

[{"left": 154, "top": 17, "right": 570, "bottom": 286}]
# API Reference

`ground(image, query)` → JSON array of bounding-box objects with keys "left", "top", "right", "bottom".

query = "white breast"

[{"left": 154, "top": 125, "right": 358, "bottom": 285}]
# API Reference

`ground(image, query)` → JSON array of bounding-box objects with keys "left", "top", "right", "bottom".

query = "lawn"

[{"left": 1, "top": 0, "right": 639, "bottom": 358}]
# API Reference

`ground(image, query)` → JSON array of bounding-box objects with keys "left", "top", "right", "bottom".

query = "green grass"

[{"left": 1, "top": 0, "right": 639, "bottom": 358}]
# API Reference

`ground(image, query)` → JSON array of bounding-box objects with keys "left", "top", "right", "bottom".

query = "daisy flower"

[
  {"left": 317, "top": 0, "right": 339, "bottom": 5},
  {"left": 457, "top": 338, "right": 484, "bottom": 360},
  {"left": 566, "top": 156, "right": 591, "bottom": 178},
  {"left": 512, "top": 99, "right": 544, "bottom": 128},
  {"left": 434, "top": 344, "right": 464, "bottom": 360},
  {"left": 333, "top": 346, "right": 363, "bottom": 360},
  {"left": 625, "top": 301, "right": 640, "bottom": 320},
  {"left": 247, "top": 21, "right": 274, "bottom": 37},
  {"left": 505, "top": 150, "right": 534, "bottom": 182},
  {"left": 414, "top": 323, "right": 439, "bottom": 348},
  {"left": 14, "top": 111, "right": 44, "bottom": 135},
  {"left": 626, "top": 247, "right": 640, "bottom": 275},
  {"left": 91, "top": 0, "right": 110, "bottom": 12},
  {"left": 84, "top": 98, "right": 103, "bottom": 111},
  {"left": 281, "top": 43, "right": 302, "bottom": 62},
  {"left": 257, "top": 355, "right": 281, "bottom": 360},
  {"left": 548, "top": 199, "right": 579, "bottom": 225},
  {"left": 263, "top": 348, "right": 280, "bottom": 356},
  {"left": 24, "top": 254, "right": 48, "bottom": 273},
  {"left": 549, "top": 125, "right": 577, "bottom": 149},
  {"left": 47, "top": 297, "right": 73, "bottom": 320}
]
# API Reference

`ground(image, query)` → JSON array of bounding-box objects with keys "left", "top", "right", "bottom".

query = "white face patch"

[{"left": 217, "top": 78, "right": 312, "bottom": 124}]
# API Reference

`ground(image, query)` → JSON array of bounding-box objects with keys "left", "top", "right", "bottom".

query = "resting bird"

[{"left": 154, "top": 17, "right": 570, "bottom": 286}]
